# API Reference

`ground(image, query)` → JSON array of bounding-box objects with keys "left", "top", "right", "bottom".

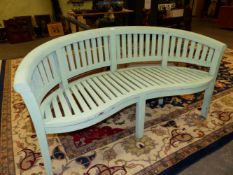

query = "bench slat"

[
  {"left": 58, "top": 93, "right": 72, "bottom": 116},
  {"left": 206, "top": 48, "right": 214, "bottom": 62},
  {"left": 149, "top": 68, "right": 181, "bottom": 84},
  {"left": 44, "top": 104, "right": 53, "bottom": 121},
  {"left": 103, "top": 36, "right": 110, "bottom": 62},
  {"left": 169, "top": 36, "right": 176, "bottom": 58},
  {"left": 188, "top": 41, "right": 196, "bottom": 59},
  {"left": 133, "top": 34, "right": 138, "bottom": 57},
  {"left": 108, "top": 73, "right": 132, "bottom": 92},
  {"left": 66, "top": 45, "right": 76, "bottom": 71},
  {"left": 72, "top": 43, "right": 81, "bottom": 69},
  {"left": 151, "top": 34, "right": 157, "bottom": 56},
  {"left": 98, "top": 75, "right": 122, "bottom": 97},
  {"left": 91, "top": 38, "right": 98, "bottom": 65},
  {"left": 176, "top": 37, "right": 182, "bottom": 58},
  {"left": 127, "top": 34, "right": 133, "bottom": 58},
  {"left": 175, "top": 68, "right": 203, "bottom": 79},
  {"left": 181, "top": 39, "right": 189, "bottom": 59},
  {"left": 81, "top": 80, "right": 104, "bottom": 106},
  {"left": 157, "top": 35, "right": 163, "bottom": 58},
  {"left": 200, "top": 46, "right": 209, "bottom": 62},
  {"left": 139, "top": 34, "right": 144, "bottom": 57},
  {"left": 97, "top": 37, "right": 104, "bottom": 64},
  {"left": 145, "top": 34, "right": 150, "bottom": 57},
  {"left": 146, "top": 68, "right": 176, "bottom": 85},
  {"left": 64, "top": 88, "right": 82, "bottom": 114},
  {"left": 127, "top": 69, "right": 153, "bottom": 86},
  {"left": 85, "top": 39, "right": 93, "bottom": 65},
  {"left": 103, "top": 74, "right": 128, "bottom": 94},
  {"left": 33, "top": 67, "right": 44, "bottom": 88},
  {"left": 121, "top": 34, "right": 127, "bottom": 58},
  {"left": 76, "top": 83, "right": 97, "bottom": 109},
  {"left": 118, "top": 71, "right": 145, "bottom": 88},
  {"left": 48, "top": 54, "right": 56, "bottom": 79},
  {"left": 194, "top": 43, "right": 202, "bottom": 61},
  {"left": 138, "top": 68, "right": 165, "bottom": 85},
  {"left": 113, "top": 72, "right": 139, "bottom": 90},
  {"left": 71, "top": 85, "right": 90, "bottom": 112},
  {"left": 156, "top": 67, "right": 191, "bottom": 83},
  {"left": 92, "top": 76, "right": 116, "bottom": 99},
  {"left": 165, "top": 68, "right": 196, "bottom": 82},
  {"left": 38, "top": 62, "right": 49, "bottom": 84},
  {"left": 116, "top": 35, "right": 121, "bottom": 62},
  {"left": 86, "top": 78, "right": 110, "bottom": 103},
  {"left": 133, "top": 69, "right": 161, "bottom": 86},
  {"left": 43, "top": 58, "right": 53, "bottom": 82},
  {"left": 143, "top": 68, "right": 171, "bottom": 84},
  {"left": 52, "top": 96, "right": 63, "bottom": 118},
  {"left": 158, "top": 67, "right": 197, "bottom": 83},
  {"left": 79, "top": 41, "right": 87, "bottom": 67}
]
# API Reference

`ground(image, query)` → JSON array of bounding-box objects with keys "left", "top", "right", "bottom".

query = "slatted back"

[
  {"left": 167, "top": 36, "right": 214, "bottom": 66},
  {"left": 56, "top": 34, "right": 112, "bottom": 81},
  {"left": 30, "top": 51, "right": 61, "bottom": 103},
  {"left": 114, "top": 27, "right": 166, "bottom": 64},
  {"left": 166, "top": 29, "right": 225, "bottom": 73},
  {"left": 14, "top": 27, "right": 226, "bottom": 105},
  {"left": 15, "top": 29, "right": 114, "bottom": 104}
]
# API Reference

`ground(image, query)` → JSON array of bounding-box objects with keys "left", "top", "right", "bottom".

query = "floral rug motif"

[{"left": 1, "top": 49, "right": 233, "bottom": 175}]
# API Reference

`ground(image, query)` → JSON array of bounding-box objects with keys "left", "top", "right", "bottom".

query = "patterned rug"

[{"left": 1, "top": 49, "right": 233, "bottom": 175}]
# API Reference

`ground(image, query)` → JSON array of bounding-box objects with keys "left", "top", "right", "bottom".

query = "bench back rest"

[
  {"left": 30, "top": 50, "right": 60, "bottom": 103},
  {"left": 114, "top": 27, "right": 165, "bottom": 64},
  {"left": 14, "top": 27, "right": 226, "bottom": 105},
  {"left": 113, "top": 27, "right": 226, "bottom": 75},
  {"left": 166, "top": 29, "right": 225, "bottom": 75},
  {"left": 14, "top": 28, "right": 114, "bottom": 103},
  {"left": 54, "top": 32, "right": 113, "bottom": 85}
]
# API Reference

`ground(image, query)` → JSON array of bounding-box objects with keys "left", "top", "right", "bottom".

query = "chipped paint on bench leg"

[
  {"left": 136, "top": 98, "right": 146, "bottom": 139},
  {"left": 201, "top": 81, "right": 215, "bottom": 118}
]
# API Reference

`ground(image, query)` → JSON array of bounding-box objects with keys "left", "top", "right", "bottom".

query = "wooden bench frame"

[{"left": 14, "top": 26, "right": 226, "bottom": 175}]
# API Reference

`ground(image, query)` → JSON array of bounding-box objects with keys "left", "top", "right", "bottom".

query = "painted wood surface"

[{"left": 13, "top": 26, "right": 226, "bottom": 175}]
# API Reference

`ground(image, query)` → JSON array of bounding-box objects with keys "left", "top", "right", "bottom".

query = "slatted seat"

[
  {"left": 41, "top": 66, "right": 212, "bottom": 133},
  {"left": 14, "top": 26, "right": 226, "bottom": 175}
]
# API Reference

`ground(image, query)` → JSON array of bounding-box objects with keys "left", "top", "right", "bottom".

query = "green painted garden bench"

[{"left": 14, "top": 26, "right": 226, "bottom": 175}]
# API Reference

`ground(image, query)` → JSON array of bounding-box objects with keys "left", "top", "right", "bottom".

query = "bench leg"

[
  {"left": 35, "top": 127, "right": 53, "bottom": 175},
  {"left": 136, "top": 98, "right": 146, "bottom": 139},
  {"left": 201, "top": 82, "right": 215, "bottom": 118}
]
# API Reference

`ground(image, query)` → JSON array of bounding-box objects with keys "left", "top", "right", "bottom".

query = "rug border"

[
  {"left": 159, "top": 131, "right": 233, "bottom": 175},
  {"left": 0, "top": 60, "right": 16, "bottom": 175},
  {"left": 0, "top": 60, "right": 6, "bottom": 116}
]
